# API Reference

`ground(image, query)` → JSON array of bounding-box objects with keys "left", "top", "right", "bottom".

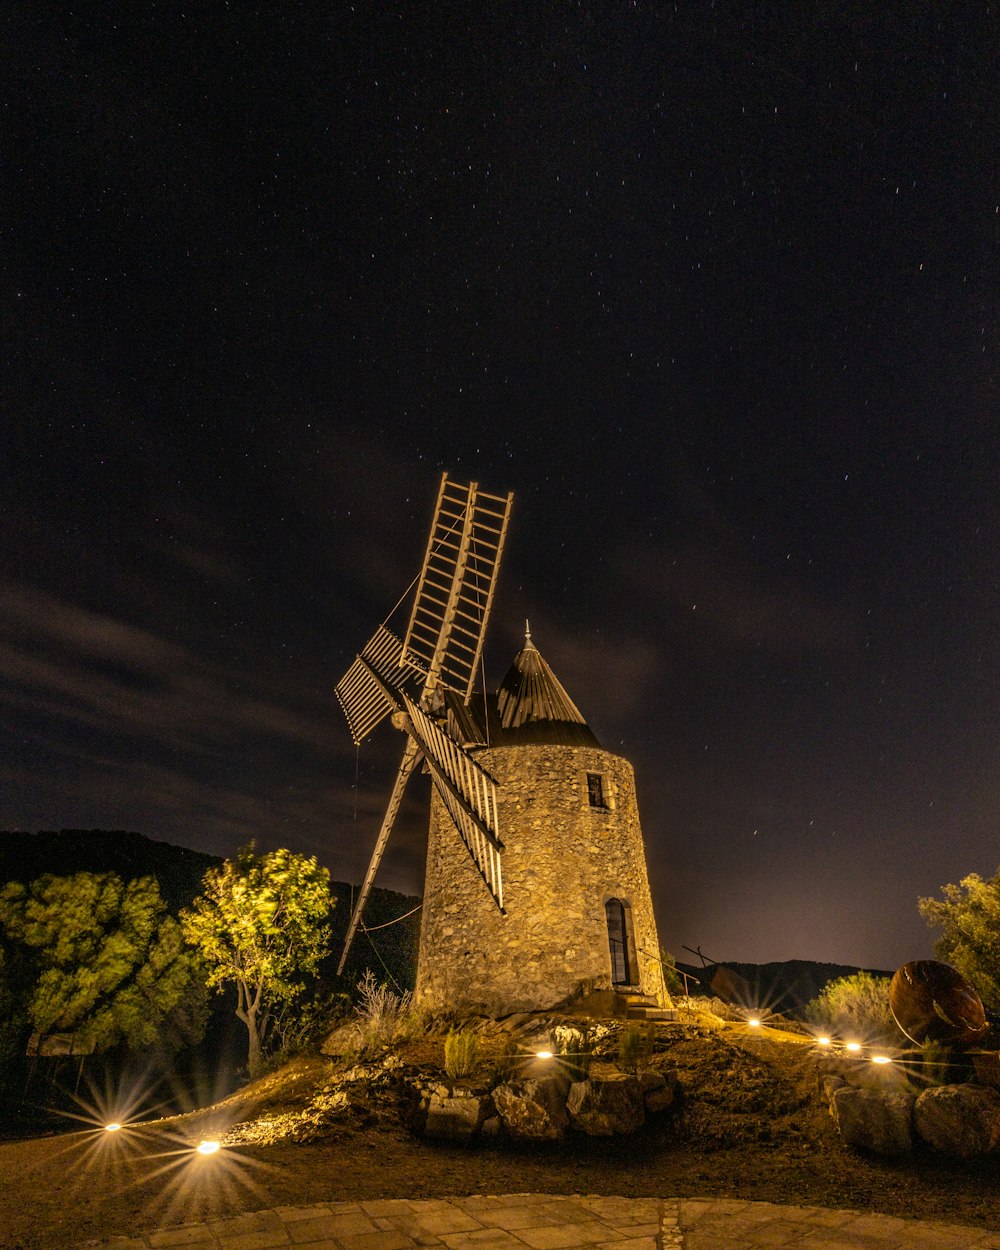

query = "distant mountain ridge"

[
  {"left": 676, "top": 958, "right": 895, "bottom": 1014},
  {"left": 0, "top": 829, "right": 219, "bottom": 912}
]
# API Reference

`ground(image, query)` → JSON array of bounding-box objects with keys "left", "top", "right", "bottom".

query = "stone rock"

[
  {"left": 821, "top": 1075, "right": 846, "bottom": 1107},
  {"left": 481, "top": 1114, "right": 503, "bottom": 1139},
  {"left": 831, "top": 1087, "right": 914, "bottom": 1156},
  {"left": 638, "top": 1069, "right": 679, "bottom": 1114},
  {"left": 914, "top": 1084, "right": 1000, "bottom": 1157},
  {"left": 972, "top": 1052, "right": 1000, "bottom": 1089},
  {"left": 423, "top": 1090, "right": 494, "bottom": 1142},
  {"left": 567, "top": 1077, "right": 645, "bottom": 1135},
  {"left": 497, "top": 1012, "right": 536, "bottom": 1033},
  {"left": 492, "top": 1077, "right": 570, "bottom": 1140},
  {"left": 320, "top": 1022, "right": 360, "bottom": 1056}
]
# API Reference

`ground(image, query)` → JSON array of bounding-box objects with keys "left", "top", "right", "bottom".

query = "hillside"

[
  {"left": 0, "top": 828, "right": 218, "bottom": 913},
  {"left": 1, "top": 1015, "right": 997, "bottom": 1248},
  {"left": 329, "top": 879, "right": 422, "bottom": 987}
]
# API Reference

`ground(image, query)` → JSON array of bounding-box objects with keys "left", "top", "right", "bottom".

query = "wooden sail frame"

[
  {"left": 402, "top": 693, "right": 504, "bottom": 911},
  {"left": 334, "top": 625, "right": 423, "bottom": 745},
  {"left": 404, "top": 477, "right": 513, "bottom": 702},
  {"left": 334, "top": 474, "right": 513, "bottom": 973}
]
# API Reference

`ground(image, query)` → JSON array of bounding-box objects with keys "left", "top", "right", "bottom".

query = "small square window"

[{"left": 587, "top": 773, "right": 607, "bottom": 808}]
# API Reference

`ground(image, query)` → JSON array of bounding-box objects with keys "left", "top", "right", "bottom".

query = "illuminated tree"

[
  {"left": 181, "top": 846, "right": 333, "bottom": 1078},
  {"left": 0, "top": 872, "right": 208, "bottom": 1053},
  {"left": 919, "top": 869, "right": 1000, "bottom": 1013}
]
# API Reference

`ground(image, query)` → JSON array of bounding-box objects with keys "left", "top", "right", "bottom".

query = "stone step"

[
  {"left": 626, "top": 1005, "right": 678, "bottom": 1022},
  {"left": 616, "top": 991, "right": 657, "bottom": 1006}
]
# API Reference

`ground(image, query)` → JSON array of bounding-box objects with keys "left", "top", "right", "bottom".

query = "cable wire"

[{"left": 359, "top": 902, "right": 422, "bottom": 932}]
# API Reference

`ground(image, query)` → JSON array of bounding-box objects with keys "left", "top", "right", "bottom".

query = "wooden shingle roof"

[{"left": 444, "top": 628, "right": 601, "bottom": 748}]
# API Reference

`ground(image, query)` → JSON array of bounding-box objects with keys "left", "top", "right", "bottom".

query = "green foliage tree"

[
  {"left": 804, "top": 971, "right": 903, "bottom": 1044},
  {"left": 919, "top": 869, "right": 1000, "bottom": 1013},
  {"left": 181, "top": 846, "right": 334, "bottom": 1078},
  {"left": 0, "top": 872, "right": 208, "bottom": 1054}
]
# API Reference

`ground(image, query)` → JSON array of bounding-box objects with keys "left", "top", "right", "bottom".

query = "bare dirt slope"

[{"left": 3, "top": 1021, "right": 998, "bottom": 1249}]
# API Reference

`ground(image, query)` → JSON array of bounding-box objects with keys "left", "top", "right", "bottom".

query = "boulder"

[
  {"left": 831, "top": 1087, "right": 915, "bottom": 1156},
  {"left": 638, "top": 1069, "right": 679, "bottom": 1115},
  {"left": 423, "top": 1090, "right": 494, "bottom": 1142},
  {"left": 971, "top": 1052, "right": 1000, "bottom": 1089},
  {"left": 821, "top": 1075, "right": 846, "bottom": 1108},
  {"left": 915, "top": 1085, "right": 1000, "bottom": 1157},
  {"left": 492, "top": 1076, "right": 570, "bottom": 1140},
  {"left": 321, "top": 1021, "right": 361, "bottom": 1056},
  {"left": 567, "top": 1076, "right": 645, "bottom": 1135}
]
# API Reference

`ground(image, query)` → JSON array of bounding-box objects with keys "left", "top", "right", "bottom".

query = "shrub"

[
  {"left": 617, "top": 1022, "right": 653, "bottom": 1074},
  {"left": 266, "top": 989, "right": 352, "bottom": 1064},
  {"left": 353, "top": 970, "right": 414, "bottom": 1056},
  {"left": 554, "top": 1024, "right": 596, "bottom": 1080},
  {"left": 490, "top": 1034, "right": 521, "bottom": 1085},
  {"left": 444, "top": 1026, "right": 480, "bottom": 1079},
  {"left": 659, "top": 949, "right": 685, "bottom": 998},
  {"left": 920, "top": 1039, "right": 953, "bottom": 1086},
  {"left": 805, "top": 972, "right": 904, "bottom": 1045}
]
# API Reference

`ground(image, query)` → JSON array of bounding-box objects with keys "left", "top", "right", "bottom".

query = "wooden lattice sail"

[
  {"left": 403, "top": 476, "right": 512, "bottom": 701},
  {"left": 334, "top": 474, "right": 513, "bottom": 972}
]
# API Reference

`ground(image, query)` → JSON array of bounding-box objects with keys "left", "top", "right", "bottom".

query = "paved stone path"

[{"left": 75, "top": 1194, "right": 1000, "bottom": 1250}]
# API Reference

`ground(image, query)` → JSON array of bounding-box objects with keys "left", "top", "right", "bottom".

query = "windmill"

[{"left": 334, "top": 474, "right": 514, "bottom": 973}]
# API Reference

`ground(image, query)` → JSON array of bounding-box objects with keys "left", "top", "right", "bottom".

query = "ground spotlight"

[
  {"left": 871, "top": 1055, "right": 892, "bottom": 1066},
  {"left": 104, "top": 1122, "right": 122, "bottom": 1133},
  {"left": 816, "top": 1037, "right": 831, "bottom": 1047},
  {"left": 196, "top": 1140, "right": 221, "bottom": 1155},
  {"left": 748, "top": 1017, "right": 761, "bottom": 1028},
  {"left": 535, "top": 1050, "right": 553, "bottom": 1060},
  {"left": 845, "top": 1041, "right": 862, "bottom": 1053}
]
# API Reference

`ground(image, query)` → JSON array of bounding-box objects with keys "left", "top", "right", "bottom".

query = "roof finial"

[{"left": 525, "top": 618, "right": 532, "bottom": 643}]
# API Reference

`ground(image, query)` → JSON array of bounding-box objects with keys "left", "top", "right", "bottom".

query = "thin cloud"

[
  {"left": 0, "top": 577, "right": 430, "bottom": 877},
  {"left": 0, "top": 580, "right": 334, "bottom": 753}
]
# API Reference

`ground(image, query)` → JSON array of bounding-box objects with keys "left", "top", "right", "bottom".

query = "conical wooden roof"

[{"left": 493, "top": 627, "right": 601, "bottom": 747}]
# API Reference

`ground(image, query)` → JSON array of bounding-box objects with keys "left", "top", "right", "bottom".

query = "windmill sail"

[
  {"left": 402, "top": 693, "right": 504, "bottom": 910},
  {"left": 335, "top": 737, "right": 422, "bottom": 975},
  {"left": 334, "top": 626, "right": 423, "bottom": 745},
  {"left": 404, "top": 478, "right": 513, "bottom": 701},
  {"left": 334, "top": 473, "right": 513, "bottom": 971}
]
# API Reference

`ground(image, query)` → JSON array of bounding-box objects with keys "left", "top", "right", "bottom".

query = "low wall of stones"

[
  {"left": 410, "top": 1068, "right": 679, "bottom": 1142},
  {"left": 819, "top": 1059, "right": 1000, "bottom": 1157}
]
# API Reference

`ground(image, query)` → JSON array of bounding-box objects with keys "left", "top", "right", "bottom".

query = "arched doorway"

[{"left": 605, "top": 897, "right": 631, "bottom": 985}]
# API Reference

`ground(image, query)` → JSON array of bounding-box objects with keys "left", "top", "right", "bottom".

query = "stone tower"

[{"left": 415, "top": 629, "right": 668, "bottom": 1016}]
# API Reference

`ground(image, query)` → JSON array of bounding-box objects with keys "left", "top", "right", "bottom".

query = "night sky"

[{"left": 5, "top": 5, "right": 997, "bottom": 970}]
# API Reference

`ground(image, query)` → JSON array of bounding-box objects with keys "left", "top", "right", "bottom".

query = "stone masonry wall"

[{"left": 415, "top": 743, "right": 667, "bottom": 1015}]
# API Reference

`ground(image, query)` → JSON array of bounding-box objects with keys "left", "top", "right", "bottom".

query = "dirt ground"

[{"left": 3, "top": 1018, "right": 999, "bottom": 1249}]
